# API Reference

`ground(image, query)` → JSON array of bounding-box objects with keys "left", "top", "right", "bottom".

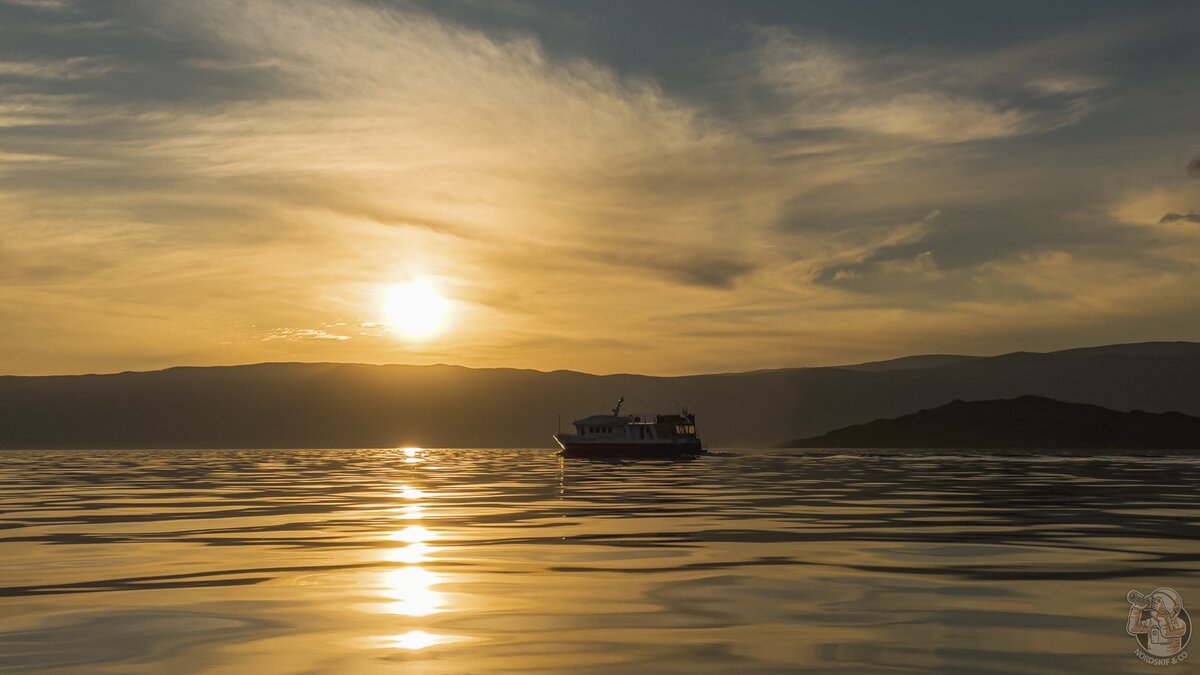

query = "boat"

[{"left": 554, "top": 397, "right": 704, "bottom": 458}]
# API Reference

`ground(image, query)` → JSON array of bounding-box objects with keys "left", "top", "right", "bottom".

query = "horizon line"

[{"left": 3, "top": 339, "right": 1195, "bottom": 379}]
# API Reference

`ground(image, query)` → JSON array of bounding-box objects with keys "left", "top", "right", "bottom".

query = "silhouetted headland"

[
  {"left": 783, "top": 395, "right": 1200, "bottom": 449},
  {"left": 2, "top": 341, "right": 1199, "bottom": 449}
]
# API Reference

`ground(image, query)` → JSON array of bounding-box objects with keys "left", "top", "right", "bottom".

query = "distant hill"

[
  {"left": 1, "top": 341, "right": 1199, "bottom": 448},
  {"left": 839, "top": 354, "right": 980, "bottom": 372},
  {"left": 783, "top": 396, "right": 1200, "bottom": 449}
]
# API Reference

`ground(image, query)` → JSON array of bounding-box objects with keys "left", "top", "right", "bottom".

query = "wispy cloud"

[
  {"left": 1, "top": 0, "right": 73, "bottom": 10},
  {"left": 0, "top": 56, "right": 115, "bottom": 80},
  {"left": 1026, "top": 75, "right": 1108, "bottom": 96},
  {"left": 1, "top": 0, "right": 1199, "bottom": 374},
  {"left": 744, "top": 26, "right": 1102, "bottom": 144},
  {"left": 260, "top": 327, "right": 351, "bottom": 342}
]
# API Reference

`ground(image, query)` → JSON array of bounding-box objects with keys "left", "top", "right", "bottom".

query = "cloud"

[
  {"left": 0, "top": 0, "right": 794, "bottom": 374},
  {"left": 1188, "top": 154, "right": 1200, "bottom": 178},
  {"left": 1160, "top": 212, "right": 1200, "bottom": 224},
  {"left": 879, "top": 251, "right": 943, "bottom": 281},
  {"left": 2, "top": 1, "right": 1200, "bottom": 374},
  {"left": 745, "top": 26, "right": 1101, "bottom": 145},
  {"left": 659, "top": 253, "right": 758, "bottom": 289},
  {"left": 1107, "top": 186, "right": 1200, "bottom": 266},
  {"left": 0, "top": 92, "right": 79, "bottom": 127},
  {"left": 1111, "top": 186, "right": 1199, "bottom": 226},
  {"left": 1, "top": 0, "right": 72, "bottom": 10},
  {"left": 260, "top": 327, "right": 350, "bottom": 342},
  {"left": 1026, "top": 75, "right": 1108, "bottom": 95},
  {"left": 0, "top": 56, "right": 115, "bottom": 80},
  {"left": 803, "top": 210, "right": 941, "bottom": 282},
  {"left": 830, "top": 93, "right": 1028, "bottom": 143}
]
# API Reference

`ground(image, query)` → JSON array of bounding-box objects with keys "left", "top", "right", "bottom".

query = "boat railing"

[{"left": 622, "top": 413, "right": 692, "bottom": 424}]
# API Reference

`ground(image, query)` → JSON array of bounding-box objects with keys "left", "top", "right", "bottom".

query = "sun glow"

[
  {"left": 383, "top": 280, "right": 450, "bottom": 341},
  {"left": 382, "top": 630, "right": 454, "bottom": 650}
]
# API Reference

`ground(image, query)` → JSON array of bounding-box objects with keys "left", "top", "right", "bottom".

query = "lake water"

[{"left": 1, "top": 448, "right": 1197, "bottom": 673}]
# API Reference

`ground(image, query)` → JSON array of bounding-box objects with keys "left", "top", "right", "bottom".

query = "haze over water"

[{"left": 1, "top": 448, "right": 1197, "bottom": 673}]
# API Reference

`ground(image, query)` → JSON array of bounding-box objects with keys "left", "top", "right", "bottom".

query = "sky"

[{"left": 2, "top": 0, "right": 1199, "bottom": 376}]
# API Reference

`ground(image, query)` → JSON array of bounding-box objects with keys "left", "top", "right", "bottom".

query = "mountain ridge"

[
  {"left": 9, "top": 340, "right": 1194, "bottom": 380},
  {"left": 2, "top": 341, "right": 1199, "bottom": 449}
]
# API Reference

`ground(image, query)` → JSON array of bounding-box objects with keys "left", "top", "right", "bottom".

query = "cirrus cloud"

[{"left": 1, "top": 0, "right": 1199, "bottom": 375}]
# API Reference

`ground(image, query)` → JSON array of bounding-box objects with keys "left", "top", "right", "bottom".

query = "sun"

[{"left": 383, "top": 279, "right": 450, "bottom": 341}]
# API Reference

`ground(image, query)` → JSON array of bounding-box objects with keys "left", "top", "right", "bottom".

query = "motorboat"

[{"left": 554, "top": 397, "right": 704, "bottom": 458}]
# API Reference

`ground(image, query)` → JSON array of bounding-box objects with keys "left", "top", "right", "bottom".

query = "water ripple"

[{"left": 1, "top": 447, "right": 1198, "bottom": 673}]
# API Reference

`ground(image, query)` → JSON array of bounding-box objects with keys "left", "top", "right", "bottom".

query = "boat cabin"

[
  {"left": 555, "top": 397, "right": 703, "bottom": 456},
  {"left": 572, "top": 412, "right": 697, "bottom": 441}
]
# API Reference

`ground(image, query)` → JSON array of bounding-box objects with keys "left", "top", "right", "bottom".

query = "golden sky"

[{"left": 2, "top": 0, "right": 1199, "bottom": 375}]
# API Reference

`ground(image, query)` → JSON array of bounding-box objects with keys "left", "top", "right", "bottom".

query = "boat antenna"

[{"left": 612, "top": 396, "right": 624, "bottom": 416}]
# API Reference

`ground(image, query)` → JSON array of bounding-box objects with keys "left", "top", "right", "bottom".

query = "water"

[{"left": 1, "top": 448, "right": 1197, "bottom": 673}]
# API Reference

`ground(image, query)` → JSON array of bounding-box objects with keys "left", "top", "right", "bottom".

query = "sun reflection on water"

[
  {"left": 381, "top": 566, "right": 444, "bottom": 616},
  {"left": 377, "top": 468, "right": 447, "bottom": 623},
  {"left": 384, "top": 541, "right": 432, "bottom": 564},
  {"left": 378, "top": 630, "right": 465, "bottom": 651},
  {"left": 386, "top": 630, "right": 439, "bottom": 650},
  {"left": 390, "top": 524, "right": 433, "bottom": 543}
]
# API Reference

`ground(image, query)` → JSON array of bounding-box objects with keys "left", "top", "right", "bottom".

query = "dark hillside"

[{"left": 784, "top": 395, "right": 1200, "bottom": 449}]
